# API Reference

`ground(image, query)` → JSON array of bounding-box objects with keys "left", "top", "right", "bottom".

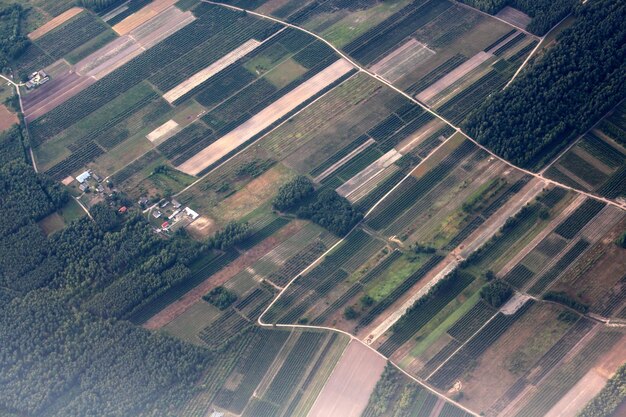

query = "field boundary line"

[
  {"left": 203, "top": 0, "right": 626, "bottom": 212},
  {"left": 450, "top": 0, "right": 539, "bottom": 37}
]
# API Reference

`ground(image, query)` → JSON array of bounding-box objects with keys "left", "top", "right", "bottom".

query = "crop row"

[
  {"left": 104, "top": 0, "right": 151, "bottom": 25},
  {"left": 263, "top": 332, "right": 326, "bottom": 404},
  {"left": 598, "top": 119, "right": 626, "bottom": 147},
  {"left": 347, "top": 0, "right": 452, "bottom": 65},
  {"left": 97, "top": 99, "right": 171, "bottom": 150},
  {"left": 150, "top": 17, "right": 280, "bottom": 91},
  {"left": 504, "top": 264, "right": 535, "bottom": 289},
  {"left": 429, "top": 301, "right": 534, "bottom": 389},
  {"left": 323, "top": 146, "right": 383, "bottom": 185},
  {"left": 216, "top": 328, "right": 288, "bottom": 414},
  {"left": 377, "top": 272, "right": 475, "bottom": 357},
  {"left": 358, "top": 255, "right": 444, "bottom": 328},
  {"left": 418, "top": 339, "right": 462, "bottom": 379},
  {"left": 597, "top": 165, "right": 626, "bottom": 198},
  {"left": 45, "top": 141, "right": 105, "bottom": 180},
  {"left": 538, "top": 186, "right": 568, "bottom": 208},
  {"left": 554, "top": 198, "right": 606, "bottom": 239},
  {"left": 267, "top": 241, "right": 327, "bottom": 287},
  {"left": 506, "top": 40, "right": 538, "bottom": 63},
  {"left": 580, "top": 132, "right": 625, "bottom": 168},
  {"left": 558, "top": 151, "right": 608, "bottom": 187},
  {"left": 378, "top": 113, "right": 435, "bottom": 153},
  {"left": 368, "top": 140, "right": 476, "bottom": 230},
  {"left": 481, "top": 176, "right": 531, "bottom": 218},
  {"left": 111, "top": 149, "right": 161, "bottom": 185},
  {"left": 447, "top": 300, "right": 496, "bottom": 342},
  {"left": 37, "top": 11, "right": 109, "bottom": 60},
  {"left": 415, "top": 126, "right": 455, "bottom": 158},
  {"left": 438, "top": 403, "right": 474, "bottom": 417},
  {"left": 235, "top": 287, "right": 275, "bottom": 321},
  {"left": 596, "top": 275, "right": 626, "bottom": 317},
  {"left": 528, "top": 239, "right": 590, "bottom": 295},
  {"left": 438, "top": 70, "right": 508, "bottom": 124},
  {"left": 325, "top": 229, "right": 376, "bottom": 267},
  {"left": 157, "top": 123, "right": 214, "bottom": 165},
  {"left": 483, "top": 29, "right": 517, "bottom": 52},
  {"left": 513, "top": 331, "right": 623, "bottom": 417},
  {"left": 198, "top": 309, "right": 252, "bottom": 350},
  {"left": 310, "top": 134, "right": 371, "bottom": 177},
  {"left": 277, "top": 269, "right": 349, "bottom": 324},
  {"left": 492, "top": 32, "right": 526, "bottom": 56},
  {"left": 545, "top": 166, "right": 588, "bottom": 191},
  {"left": 241, "top": 398, "right": 279, "bottom": 417},
  {"left": 407, "top": 53, "right": 468, "bottom": 95},
  {"left": 443, "top": 216, "right": 486, "bottom": 251},
  {"left": 310, "top": 249, "right": 404, "bottom": 324}
]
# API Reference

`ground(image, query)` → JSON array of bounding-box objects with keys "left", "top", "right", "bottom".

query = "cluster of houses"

[
  {"left": 146, "top": 197, "right": 200, "bottom": 233},
  {"left": 76, "top": 170, "right": 106, "bottom": 193}
]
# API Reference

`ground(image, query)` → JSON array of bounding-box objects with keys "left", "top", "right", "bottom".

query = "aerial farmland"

[{"left": 0, "top": 0, "right": 624, "bottom": 417}]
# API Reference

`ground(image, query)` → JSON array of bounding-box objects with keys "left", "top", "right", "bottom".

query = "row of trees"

[
  {"left": 463, "top": 0, "right": 626, "bottom": 169},
  {"left": 480, "top": 280, "right": 513, "bottom": 308}
]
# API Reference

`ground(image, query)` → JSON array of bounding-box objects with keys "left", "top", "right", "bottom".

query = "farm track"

[{"left": 189, "top": 2, "right": 626, "bottom": 415}]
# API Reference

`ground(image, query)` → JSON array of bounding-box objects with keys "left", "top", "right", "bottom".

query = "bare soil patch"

[
  {"left": 186, "top": 216, "right": 217, "bottom": 240},
  {"left": 28, "top": 7, "right": 83, "bottom": 40},
  {"left": 307, "top": 340, "right": 386, "bottom": 417},
  {"left": 178, "top": 59, "right": 355, "bottom": 175},
  {"left": 146, "top": 120, "right": 180, "bottom": 144}
]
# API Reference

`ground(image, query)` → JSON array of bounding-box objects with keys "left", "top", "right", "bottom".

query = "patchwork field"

[{"left": 9, "top": 1, "right": 626, "bottom": 417}]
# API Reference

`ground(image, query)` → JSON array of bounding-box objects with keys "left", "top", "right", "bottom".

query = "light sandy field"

[
  {"left": 544, "top": 370, "right": 607, "bottom": 417},
  {"left": 128, "top": 6, "right": 195, "bottom": 49},
  {"left": 28, "top": 7, "right": 83, "bottom": 40},
  {"left": 307, "top": 340, "right": 386, "bottom": 417},
  {"left": 371, "top": 38, "right": 435, "bottom": 82},
  {"left": 337, "top": 149, "right": 402, "bottom": 198},
  {"left": 0, "top": 104, "right": 18, "bottom": 132},
  {"left": 163, "top": 39, "right": 262, "bottom": 103},
  {"left": 112, "top": 0, "right": 178, "bottom": 35},
  {"left": 146, "top": 120, "right": 180, "bottom": 144},
  {"left": 177, "top": 59, "right": 355, "bottom": 176},
  {"left": 416, "top": 51, "right": 493, "bottom": 103},
  {"left": 496, "top": 6, "right": 532, "bottom": 30}
]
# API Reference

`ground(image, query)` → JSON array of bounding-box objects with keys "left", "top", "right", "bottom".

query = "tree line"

[
  {"left": 458, "top": 0, "right": 576, "bottom": 35},
  {"left": 463, "top": 0, "right": 626, "bottom": 169}
]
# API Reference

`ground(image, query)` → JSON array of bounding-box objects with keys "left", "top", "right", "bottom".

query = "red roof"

[
  {"left": 118, "top": 206, "right": 127, "bottom": 213},
  {"left": 161, "top": 221, "right": 169, "bottom": 228}
]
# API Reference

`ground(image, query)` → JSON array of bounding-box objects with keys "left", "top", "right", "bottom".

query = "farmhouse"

[
  {"left": 76, "top": 170, "right": 91, "bottom": 184},
  {"left": 184, "top": 207, "right": 199, "bottom": 220}
]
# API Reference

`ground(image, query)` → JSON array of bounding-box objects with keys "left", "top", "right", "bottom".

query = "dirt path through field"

[{"left": 307, "top": 340, "right": 386, "bottom": 417}]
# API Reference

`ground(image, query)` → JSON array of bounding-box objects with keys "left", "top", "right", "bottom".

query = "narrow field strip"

[
  {"left": 163, "top": 38, "right": 262, "bottom": 102},
  {"left": 177, "top": 58, "right": 355, "bottom": 175},
  {"left": 28, "top": 7, "right": 84, "bottom": 40},
  {"left": 112, "top": 0, "right": 178, "bottom": 35}
]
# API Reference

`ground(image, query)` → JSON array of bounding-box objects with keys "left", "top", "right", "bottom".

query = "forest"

[
  {"left": 0, "top": 125, "right": 218, "bottom": 417},
  {"left": 458, "top": 0, "right": 576, "bottom": 35},
  {"left": 0, "top": 3, "right": 29, "bottom": 71},
  {"left": 463, "top": 0, "right": 626, "bottom": 169}
]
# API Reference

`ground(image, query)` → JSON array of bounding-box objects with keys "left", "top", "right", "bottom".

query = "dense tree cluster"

[
  {"left": 463, "top": 0, "right": 626, "bottom": 169},
  {"left": 480, "top": 280, "right": 513, "bottom": 308},
  {"left": 458, "top": 0, "right": 576, "bottom": 35},
  {"left": 297, "top": 189, "right": 363, "bottom": 236},
  {"left": 0, "top": 126, "right": 26, "bottom": 165},
  {"left": 362, "top": 364, "right": 402, "bottom": 415},
  {"left": 543, "top": 291, "right": 589, "bottom": 313},
  {"left": 0, "top": 291, "right": 211, "bottom": 417},
  {"left": 208, "top": 221, "right": 251, "bottom": 250},
  {"left": 0, "top": 4, "right": 29, "bottom": 70},
  {"left": 272, "top": 175, "right": 315, "bottom": 212},
  {"left": 577, "top": 363, "right": 626, "bottom": 417},
  {"left": 203, "top": 286, "right": 238, "bottom": 310}
]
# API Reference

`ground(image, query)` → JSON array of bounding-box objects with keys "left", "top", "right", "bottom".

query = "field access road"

[{"left": 204, "top": 0, "right": 626, "bottom": 213}]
